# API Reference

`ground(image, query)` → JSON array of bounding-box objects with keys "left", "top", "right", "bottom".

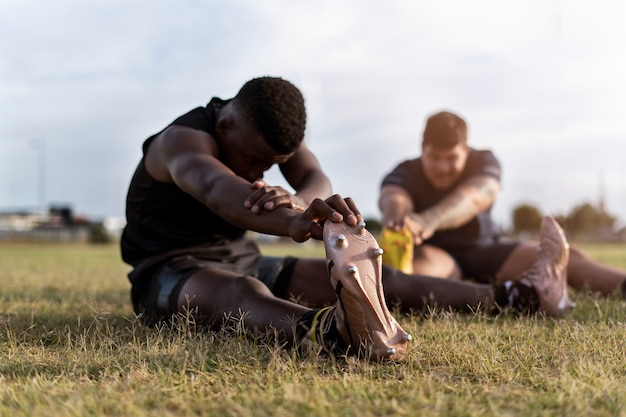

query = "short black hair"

[
  {"left": 235, "top": 77, "right": 306, "bottom": 154},
  {"left": 422, "top": 111, "right": 467, "bottom": 149}
]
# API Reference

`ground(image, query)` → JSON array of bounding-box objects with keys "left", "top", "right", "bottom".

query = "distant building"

[{"left": 0, "top": 205, "right": 94, "bottom": 243}]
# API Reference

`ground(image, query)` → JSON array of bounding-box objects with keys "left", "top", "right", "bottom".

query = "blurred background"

[{"left": 1, "top": 0, "right": 624, "bottom": 242}]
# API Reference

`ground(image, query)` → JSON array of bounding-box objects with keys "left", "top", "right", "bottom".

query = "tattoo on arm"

[{"left": 419, "top": 176, "right": 500, "bottom": 231}]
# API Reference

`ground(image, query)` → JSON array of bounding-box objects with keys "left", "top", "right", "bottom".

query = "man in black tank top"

[
  {"left": 379, "top": 110, "right": 626, "bottom": 301},
  {"left": 120, "top": 78, "right": 568, "bottom": 360}
]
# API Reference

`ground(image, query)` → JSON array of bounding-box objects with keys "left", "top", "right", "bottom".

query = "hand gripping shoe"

[
  {"left": 323, "top": 220, "right": 411, "bottom": 360},
  {"left": 518, "top": 216, "right": 575, "bottom": 316}
]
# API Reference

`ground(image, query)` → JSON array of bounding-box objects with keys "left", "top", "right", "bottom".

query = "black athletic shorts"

[
  {"left": 435, "top": 239, "right": 520, "bottom": 283},
  {"left": 129, "top": 239, "right": 298, "bottom": 326}
]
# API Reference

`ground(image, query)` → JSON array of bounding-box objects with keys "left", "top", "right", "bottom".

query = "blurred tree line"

[
  {"left": 512, "top": 202, "right": 619, "bottom": 238},
  {"left": 363, "top": 201, "right": 621, "bottom": 240}
]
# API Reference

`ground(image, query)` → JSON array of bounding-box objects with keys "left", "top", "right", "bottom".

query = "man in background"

[{"left": 379, "top": 110, "right": 626, "bottom": 305}]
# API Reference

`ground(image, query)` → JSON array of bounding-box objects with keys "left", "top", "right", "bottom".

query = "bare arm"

[
  {"left": 379, "top": 175, "right": 500, "bottom": 244},
  {"left": 411, "top": 175, "right": 500, "bottom": 234},
  {"left": 379, "top": 184, "right": 414, "bottom": 230},
  {"left": 145, "top": 127, "right": 351, "bottom": 240},
  {"left": 245, "top": 141, "right": 333, "bottom": 213},
  {"left": 279, "top": 141, "right": 333, "bottom": 205}
]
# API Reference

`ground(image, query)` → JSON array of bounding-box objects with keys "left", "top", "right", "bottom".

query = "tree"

[
  {"left": 512, "top": 204, "right": 543, "bottom": 233},
  {"left": 565, "top": 202, "right": 616, "bottom": 235}
]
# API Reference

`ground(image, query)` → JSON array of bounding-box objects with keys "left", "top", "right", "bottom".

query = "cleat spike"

[
  {"left": 323, "top": 220, "right": 410, "bottom": 361},
  {"left": 373, "top": 248, "right": 384, "bottom": 257},
  {"left": 336, "top": 234, "right": 346, "bottom": 247},
  {"left": 357, "top": 221, "right": 367, "bottom": 235},
  {"left": 403, "top": 333, "right": 412, "bottom": 342}
]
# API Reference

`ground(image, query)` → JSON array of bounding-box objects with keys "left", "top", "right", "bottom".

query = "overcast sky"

[{"left": 1, "top": 0, "right": 625, "bottom": 229}]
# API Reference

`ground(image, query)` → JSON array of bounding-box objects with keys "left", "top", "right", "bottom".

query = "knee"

[
  {"left": 413, "top": 245, "right": 461, "bottom": 279},
  {"left": 178, "top": 273, "right": 270, "bottom": 312},
  {"left": 234, "top": 274, "right": 266, "bottom": 290},
  {"left": 449, "top": 264, "right": 463, "bottom": 280},
  {"left": 229, "top": 275, "right": 274, "bottom": 302},
  {"left": 568, "top": 244, "right": 590, "bottom": 262}
]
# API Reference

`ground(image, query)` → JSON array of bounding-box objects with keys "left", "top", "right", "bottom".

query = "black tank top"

[{"left": 121, "top": 98, "right": 246, "bottom": 271}]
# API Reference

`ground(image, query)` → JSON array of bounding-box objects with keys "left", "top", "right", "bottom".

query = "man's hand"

[
  {"left": 244, "top": 179, "right": 307, "bottom": 214},
  {"left": 384, "top": 212, "right": 436, "bottom": 246},
  {"left": 287, "top": 195, "right": 361, "bottom": 242},
  {"left": 379, "top": 184, "right": 412, "bottom": 231},
  {"left": 379, "top": 176, "right": 500, "bottom": 247},
  {"left": 383, "top": 213, "right": 407, "bottom": 231},
  {"left": 404, "top": 213, "right": 436, "bottom": 246}
]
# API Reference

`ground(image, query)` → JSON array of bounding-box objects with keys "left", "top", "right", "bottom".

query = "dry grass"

[{"left": 1, "top": 242, "right": 625, "bottom": 416}]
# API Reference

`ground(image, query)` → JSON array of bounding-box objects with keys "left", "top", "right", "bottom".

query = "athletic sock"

[
  {"left": 296, "top": 306, "right": 348, "bottom": 356},
  {"left": 493, "top": 281, "right": 540, "bottom": 314},
  {"left": 493, "top": 283, "right": 509, "bottom": 310}
]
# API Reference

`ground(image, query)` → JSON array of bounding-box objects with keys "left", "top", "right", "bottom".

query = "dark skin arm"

[
  {"left": 244, "top": 142, "right": 333, "bottom": 213},
  {"left": 379, "top": 175, "right": 500, "bottom": 245},
  {"left": 145, "top": 126, "right": 358, "bottom": 241}
]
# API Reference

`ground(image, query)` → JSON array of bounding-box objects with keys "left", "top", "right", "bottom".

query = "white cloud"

[{"left": 0, "top": 0, "right": 625, "bottom": 226}]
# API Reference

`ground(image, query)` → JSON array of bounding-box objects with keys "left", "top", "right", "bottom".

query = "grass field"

[{"left": 1, "top": 241, "right": 625, "bottom": 417}]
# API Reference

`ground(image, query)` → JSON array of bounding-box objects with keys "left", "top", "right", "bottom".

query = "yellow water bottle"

[{"left": 379, "top": 227, "right": 414, "bottom": 274}]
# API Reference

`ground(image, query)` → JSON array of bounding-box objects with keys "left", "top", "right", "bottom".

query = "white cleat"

[
  {"left": 324, "top": 221, "right": 411, "bottom": 361},
  {"left": 519, "top": 216, "right": 575, "bottom": 316}
]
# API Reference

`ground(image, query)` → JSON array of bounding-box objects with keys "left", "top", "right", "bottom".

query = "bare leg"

[
  {"left": 413, "top": 245, "right": 463, "bottom": 280},
  {"left": 494, "top": 242, "right": 538, "bottom": 284},
  {"left": 496, "top": 241, "right": 626, "bottom": 295},
  {"left": 382, "top": 265, "right": 497, "bottom": 313},
  {"left": 285, "top": 259, "right": 335, "bottom": 306},
  {"left": 177, "top": 269, "right": 309, "bottom": 347},
  {"left": 565, "top": 244, "right": 626, "bottom": 294},
  {"left": 286, "top": 258, "right": 498, "bottom": 313}
]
